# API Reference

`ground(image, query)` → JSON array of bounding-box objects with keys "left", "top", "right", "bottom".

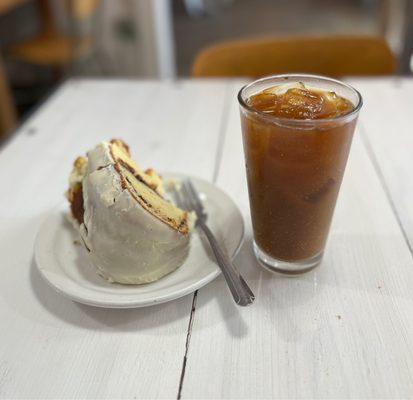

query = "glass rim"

[{"left": 237, "top": 73, "right": 363, "bottom": 125}]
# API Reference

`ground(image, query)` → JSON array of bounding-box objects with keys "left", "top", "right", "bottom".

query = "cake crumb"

[{"left": 165, "top": 179, "right": 182, "bottom": 191}]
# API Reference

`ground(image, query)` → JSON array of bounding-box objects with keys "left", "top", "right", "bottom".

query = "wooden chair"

[
  {"left": 0, "top": 0, "right": 31, "bottom": 138},
  {"left": 192, "top": 36, "right": 396, "bottom": 78},
  {"left": 0, "top": 53, "right": 17, "bottom": 138},
  {"left": 8, "top": 0, "right": 99, "bottom": 72}
]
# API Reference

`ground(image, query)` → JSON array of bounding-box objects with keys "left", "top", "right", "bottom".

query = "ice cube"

[
  {"left": 248, "top": 83, "right": 353, "bottom": 119},
  {"left": 263, "top": 81, "right": 306, "bottom": 96},
  {"left": 321, "top": 90, "right": 354, "bottom": 118},
  {"left": 280, "top": 87, "right": 324, "bottom": 118}
]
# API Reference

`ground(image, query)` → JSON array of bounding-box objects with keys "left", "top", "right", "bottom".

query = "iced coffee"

[{"left": 238, "top": 75, "right": 362, "bottom": 274}]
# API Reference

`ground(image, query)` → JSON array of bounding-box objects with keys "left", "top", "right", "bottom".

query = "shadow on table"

[
  {"left": 30, "top": 259, "right": 192, "bottom": 332},
  {"left": 193, "top": 236, "right": 258, "bottom": 339},
  {"left": 194, "top": 234, "right": 325, "bottom": 342},
  {"left": 194, "top": 228, "right": 413, "bottom": 343}
]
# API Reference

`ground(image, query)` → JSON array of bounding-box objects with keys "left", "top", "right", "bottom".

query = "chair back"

[{"left": 192, "top": 36, "right": 396, "bottom": 78}]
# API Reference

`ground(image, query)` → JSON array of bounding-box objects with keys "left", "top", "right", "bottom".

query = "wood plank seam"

[
  {"left": 177, "top": 82, "right": 233, "bottom": 399},
  {"left": 177, "top": 292, "right": 198, "bottom": 400},
  {"left": 212, "top": 84, "right": 234, "bottom": 182},
  {"left": 358, "top": 121, "right": 413, "bottom": 257}
]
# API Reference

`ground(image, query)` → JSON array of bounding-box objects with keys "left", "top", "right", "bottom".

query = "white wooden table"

[{"left": 1, "top": 78, "right": 413, "bottom": 399}]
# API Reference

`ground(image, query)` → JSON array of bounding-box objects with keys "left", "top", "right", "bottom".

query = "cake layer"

[
  {"left": 109, "top": 139, "right": 165, "bottom": 197},
  {"left": 67, "top": 156, "right": 87, "bottom": 225},
  {"left": 117, "top": 163, "right": 190, "bottom": 235}
]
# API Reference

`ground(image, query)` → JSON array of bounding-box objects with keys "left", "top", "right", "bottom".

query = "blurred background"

[{"left": 0, "top": 0, "right": 412, "bottom": 139}]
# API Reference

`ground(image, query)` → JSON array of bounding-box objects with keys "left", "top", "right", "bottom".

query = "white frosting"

[
  {"left": 86, "top": 142, "right": 113, "bottom": 173},
  {"left": 78, "top": 143, "right": 191, "bottom": 284}
]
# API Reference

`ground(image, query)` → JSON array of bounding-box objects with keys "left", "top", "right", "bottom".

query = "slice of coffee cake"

[{"left": 67, "top": 139, "right": 194, "bottom": 284}]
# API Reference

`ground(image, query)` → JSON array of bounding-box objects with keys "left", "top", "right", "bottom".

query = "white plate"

[{"left": 34, "top": 174, "right": 244, "bottom": 308}]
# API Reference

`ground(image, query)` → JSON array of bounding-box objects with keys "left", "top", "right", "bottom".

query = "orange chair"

[
  {"left": 9, "top": 0, "right": 99, "bottom": 72},
  {"left": 0, "top": 53, "right": 17, "bottom": 138},
  {"left": 192, "top": 36, "right": 396, "bottom": 78}
]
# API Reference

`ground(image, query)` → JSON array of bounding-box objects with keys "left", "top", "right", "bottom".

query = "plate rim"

[{"left": 34, "top": 174, "right": 245, "bottom": 308}]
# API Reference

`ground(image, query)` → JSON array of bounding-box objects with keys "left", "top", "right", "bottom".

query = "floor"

[{"left": 173, "top": 0, "right": 380, "bottom": 76}]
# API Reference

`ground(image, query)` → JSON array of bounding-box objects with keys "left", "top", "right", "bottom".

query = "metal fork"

[{"left": 175, "top": 179, "right": 255, "bottom": 307}]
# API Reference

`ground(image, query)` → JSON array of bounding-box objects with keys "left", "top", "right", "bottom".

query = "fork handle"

[{"left": 197, "top": 220, "right": 255, "bottom": 306}]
